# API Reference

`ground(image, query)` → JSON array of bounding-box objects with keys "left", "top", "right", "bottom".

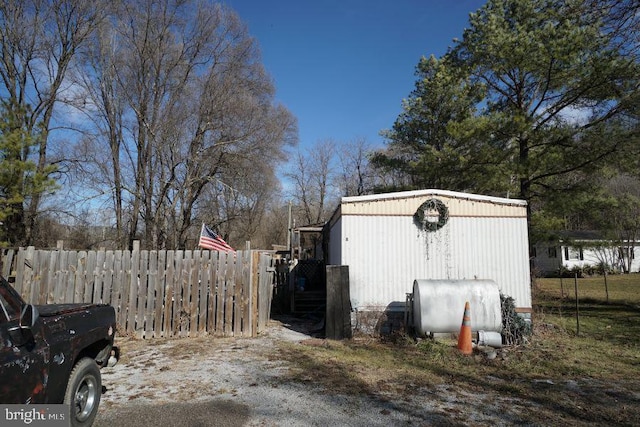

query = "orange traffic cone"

[{"left": 457, "top": 301, "right": 473, "bottom": 355}]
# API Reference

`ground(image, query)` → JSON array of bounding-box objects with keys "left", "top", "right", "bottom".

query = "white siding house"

[
  {"left": 326, "top": 189, "right": 532, "bottom": 329},
  {"left": 533, "top": 231, "right": 640, "bottom": 275}
]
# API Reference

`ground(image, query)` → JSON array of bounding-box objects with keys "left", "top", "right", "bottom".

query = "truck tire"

[{"left": 64, "top": 358, "right": 102, "bottom": 427}]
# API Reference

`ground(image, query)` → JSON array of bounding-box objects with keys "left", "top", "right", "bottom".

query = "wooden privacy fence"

[{"left": 0, "top": 247, "right": 276, "bottom": 339}]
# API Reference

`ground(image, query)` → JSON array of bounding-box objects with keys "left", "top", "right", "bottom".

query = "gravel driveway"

[
  {"left": 93, "top": 317, "right": 531, "bottom": 427},
  {"left": 93, "top": 318, "right": 447, "bottom": 427}
]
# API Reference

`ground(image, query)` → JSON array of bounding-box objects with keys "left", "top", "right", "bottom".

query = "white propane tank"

[
  {"left": 477, "top": 330, "right": 503, "bottom": 348},
  {"left": 412, "top": 279, "right": 502, "bottom": 336}
]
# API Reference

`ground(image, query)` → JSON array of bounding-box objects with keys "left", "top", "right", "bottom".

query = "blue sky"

[{"left": 224, "top": 0, "right": 487, "bottom": 150}]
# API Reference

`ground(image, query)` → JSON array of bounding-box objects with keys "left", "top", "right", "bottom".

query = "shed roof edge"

[{"left": 340, "top": 189, "right": 527, "bottom": 206}]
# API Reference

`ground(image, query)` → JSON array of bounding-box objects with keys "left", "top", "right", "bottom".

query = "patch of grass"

[
  {"left": 535, "top": 274, "right": 640, "bottom": 304},
  {"left": 275, "top": 274, "right": 640, "bottom": 425},
  {"left": 533, "top": 275, "right": 640, "bottom": 383}
]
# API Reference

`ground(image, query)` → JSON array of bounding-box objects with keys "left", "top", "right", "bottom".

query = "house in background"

[
  {"left": 325, "top": 189, "right": 532, "bottom": 334},
  {"left": 532, "top": 230, "right": 640, "bottom": 276}
]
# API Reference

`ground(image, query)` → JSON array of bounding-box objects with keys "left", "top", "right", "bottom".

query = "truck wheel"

[{"left": 64, "top": 358, "right": 102, "bottom": 427}]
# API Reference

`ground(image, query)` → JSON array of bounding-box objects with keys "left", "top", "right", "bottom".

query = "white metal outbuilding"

[{"left": 326, "top": 189, "right": 532, "bottom": 324}]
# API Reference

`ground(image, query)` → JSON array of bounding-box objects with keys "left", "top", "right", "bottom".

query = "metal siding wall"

[
  {"left": 341, "top": 192, "right": 527, "bottom": 217},
  {"left": 341, "top": 214, "right": 531, "bottom": 311},
  {"left": 341, "top": 215, "right": 415, "bottom": 310},
  {"left": 450, "top": 217, "right": 532, "bottom": 308}
]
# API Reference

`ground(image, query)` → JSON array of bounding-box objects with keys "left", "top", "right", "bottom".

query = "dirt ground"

[
  {"left": 95, "top": 318, "right": 424, "bottom": 427},
  {"left": 93, "top": 317, "right": 640, "bottom": 427}
]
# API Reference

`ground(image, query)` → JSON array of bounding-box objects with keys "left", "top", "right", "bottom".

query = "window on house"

[
  {"left": 548, "top": 247, "right": 557, "bottom": 258},
  {"left": 564, "top": 247, "right": 584, "bottom": 261},
  {"left": 618, "top": 247, "right": 635, "bottom": 260}
]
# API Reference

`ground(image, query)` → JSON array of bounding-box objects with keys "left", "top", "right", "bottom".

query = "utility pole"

[{"left": 287, "top": 200, "right": 292, "bottom": 256}]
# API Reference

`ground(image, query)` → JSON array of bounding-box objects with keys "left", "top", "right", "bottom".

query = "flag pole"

[{"left": 197, "top": 223, "right": 205, "bottom": 250}]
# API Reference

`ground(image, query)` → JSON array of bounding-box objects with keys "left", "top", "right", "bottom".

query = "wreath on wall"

[{"left": 413, "top": 198, "right": 449, "bottom": 232}]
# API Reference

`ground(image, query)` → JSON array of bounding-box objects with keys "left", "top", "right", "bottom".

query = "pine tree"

[{"left": 0, "top": 103, "right": 56, "bottom": 246}]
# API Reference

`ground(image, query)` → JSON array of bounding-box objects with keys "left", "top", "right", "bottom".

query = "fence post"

[
  {"left": 255, "top": 252, "right": 274, "bottom": 335},
  {"left": 326, "top": 265, "right": 351, "bottom": 340},
  {"left": 128, "top": 245, "right": 140, "bottom": 336},
  {"left": 233, "top": 250, "right": 244, "bottom": 335},
  {"left": 251, "top": 251, "right": 260, "bottom": 336}
]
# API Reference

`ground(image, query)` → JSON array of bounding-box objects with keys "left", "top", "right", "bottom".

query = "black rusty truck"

[{"left": 0, "top": 275, "right": 119, "bottom": 426}]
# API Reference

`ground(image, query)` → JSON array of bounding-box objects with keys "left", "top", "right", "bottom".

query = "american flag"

[{"left": 198, "top": 223, "right": 235, "bottom": 252}]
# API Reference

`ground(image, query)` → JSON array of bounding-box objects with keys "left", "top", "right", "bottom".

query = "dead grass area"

[
  {"left": 269, "top": 275, "right": 640, "bottom": 426},
  {"left": 276, "top": 330, "right": 639, "bottom": 425},
  {"left": 99, "top": 275, "right": 640, "bottom": 426}
]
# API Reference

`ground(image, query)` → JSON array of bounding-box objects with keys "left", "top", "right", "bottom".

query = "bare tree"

[
  {"left": 605, "top": 174, "right": 640, "bottom": 273},
  {"left": 74, "top": 0, "right": 296, "bottom": 249},
  {"left": 337, "top": 137, "right": 375, "bottom": 197},
  {"left": 0, "top": 0, "right": 107, "bottom": 245},
  {"left": 172, "top": 52, "right": 296, "bottom": 248},
  {"left": 224, "top": 166, "right": 282, "bottom": 248},
  {"left": 69, "top": 5, "right": 129, "bottom": 247},
  {"left": 285, "top": 140, "right": 338, "bottom": 226},
  {"left": 258, "top": 200, "right": 290, "bottom": 249},
  {"left": 112, "top": 0, "right": 223, "bottom": 249},
  {"left": 310, "top": 140, "right": 336, "bottom": 224}
]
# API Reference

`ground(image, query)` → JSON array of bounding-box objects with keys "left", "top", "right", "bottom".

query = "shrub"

[
  {"left": 569, "top": 265, "right": 584, "bottom": 278},
  {"left": 501, "top": 293, "right": 531, "bottom": 346},
  {"left": 582, "top": 264, "right": 596, "bottom": 276}
]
